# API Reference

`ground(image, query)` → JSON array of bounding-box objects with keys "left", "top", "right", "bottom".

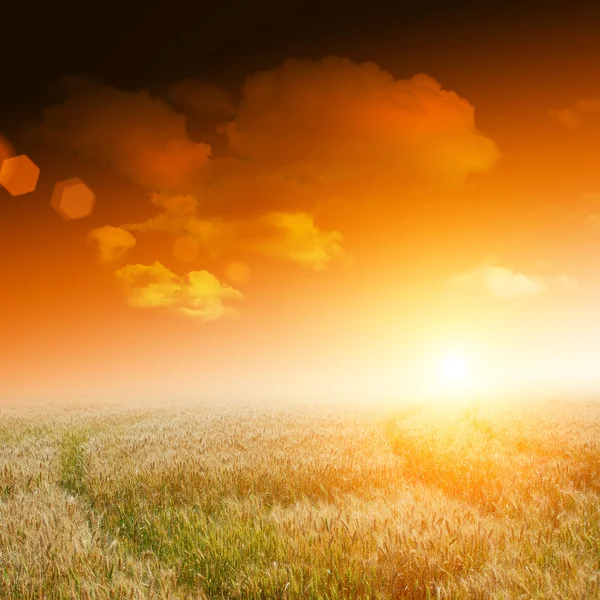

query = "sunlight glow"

[
  {"left": 440, "top": 354, "right": 469, "bottom": 382},
  {"left": 413, "top": 346, "right": 486, "bottom": 403}
]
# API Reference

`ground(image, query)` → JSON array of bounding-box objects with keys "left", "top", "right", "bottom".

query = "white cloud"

[{"left": 449, "top": 265, "right": 577, "bottom": 299}]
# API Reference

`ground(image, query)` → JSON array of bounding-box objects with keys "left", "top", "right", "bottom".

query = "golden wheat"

[{"left": 1, "top": 398, "right": 599, "bottom": 598}]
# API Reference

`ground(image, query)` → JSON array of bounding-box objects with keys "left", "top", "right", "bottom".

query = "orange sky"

[{"left": 3, "top": 25, "right": 600, "bottom": 403}]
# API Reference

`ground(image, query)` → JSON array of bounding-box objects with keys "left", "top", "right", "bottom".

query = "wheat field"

[{"left": 1, "top": 397, "right": 600, "bottom": 599}]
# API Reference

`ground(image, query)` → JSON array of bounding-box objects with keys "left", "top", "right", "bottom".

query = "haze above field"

[{"left": 2, "top": 1, "right": 600, "bottom": 402}]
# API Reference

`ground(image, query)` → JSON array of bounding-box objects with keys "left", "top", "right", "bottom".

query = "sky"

[{"left": 2, "top": 0, "right": 600, "bottom": 403}]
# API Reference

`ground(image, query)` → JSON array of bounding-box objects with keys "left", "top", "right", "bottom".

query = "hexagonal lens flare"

[
  {"left": 0, "top": 154, "right": 40, "bottom": 196},
  {"left": 51, "top": 178, "right": 96, "bottom": 220}
]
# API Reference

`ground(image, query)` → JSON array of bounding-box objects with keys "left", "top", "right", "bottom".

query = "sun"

[
  {"left": 434, "top": 351, "right": 477, "bottom": 399},
  {"left": 439, "top": 354, "right": 469, "bottom": 382},
  {"left": 413, "top": 344, "right": 487, "bottom": 401}
]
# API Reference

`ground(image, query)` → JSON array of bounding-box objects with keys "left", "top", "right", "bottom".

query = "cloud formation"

[
  {"left": 114, "top": 262, "right": 243, "bottom": 320},
  {"left": 227, "top": 57, "right": 499, "bottom": 191},
  {"left": 236, "top": 212, "right": 345, "bottom": 270},
  {"left": 30, "top": 58, "right": 500, "bottom": 318},
  {"left": 167, "top": 79, "right": 235, "bottom": 123},
  {"left": 31, "top": 58, "right": 499, "bottom": 206},
  {"left": 549, "top": 98, "right": 600, "bottom": 129},
  {"left": 449, "top": 266, "right": 577, "bottom": 299},
  {"left": 193, "top": 159, "right": 323, "bottom": 218},
  {"left": 88, "top": 226, "right": 137, "bottom": 263},
  {"left": 29, "top": 75, "right": 210, "bottom": 192},
  {"left": 125, "top": 206, "right": 345, "bottom": 270}
]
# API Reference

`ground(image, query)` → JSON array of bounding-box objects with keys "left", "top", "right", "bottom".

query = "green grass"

[{"left": 59, "top": 431, "right": 88, "bottom": 496}]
